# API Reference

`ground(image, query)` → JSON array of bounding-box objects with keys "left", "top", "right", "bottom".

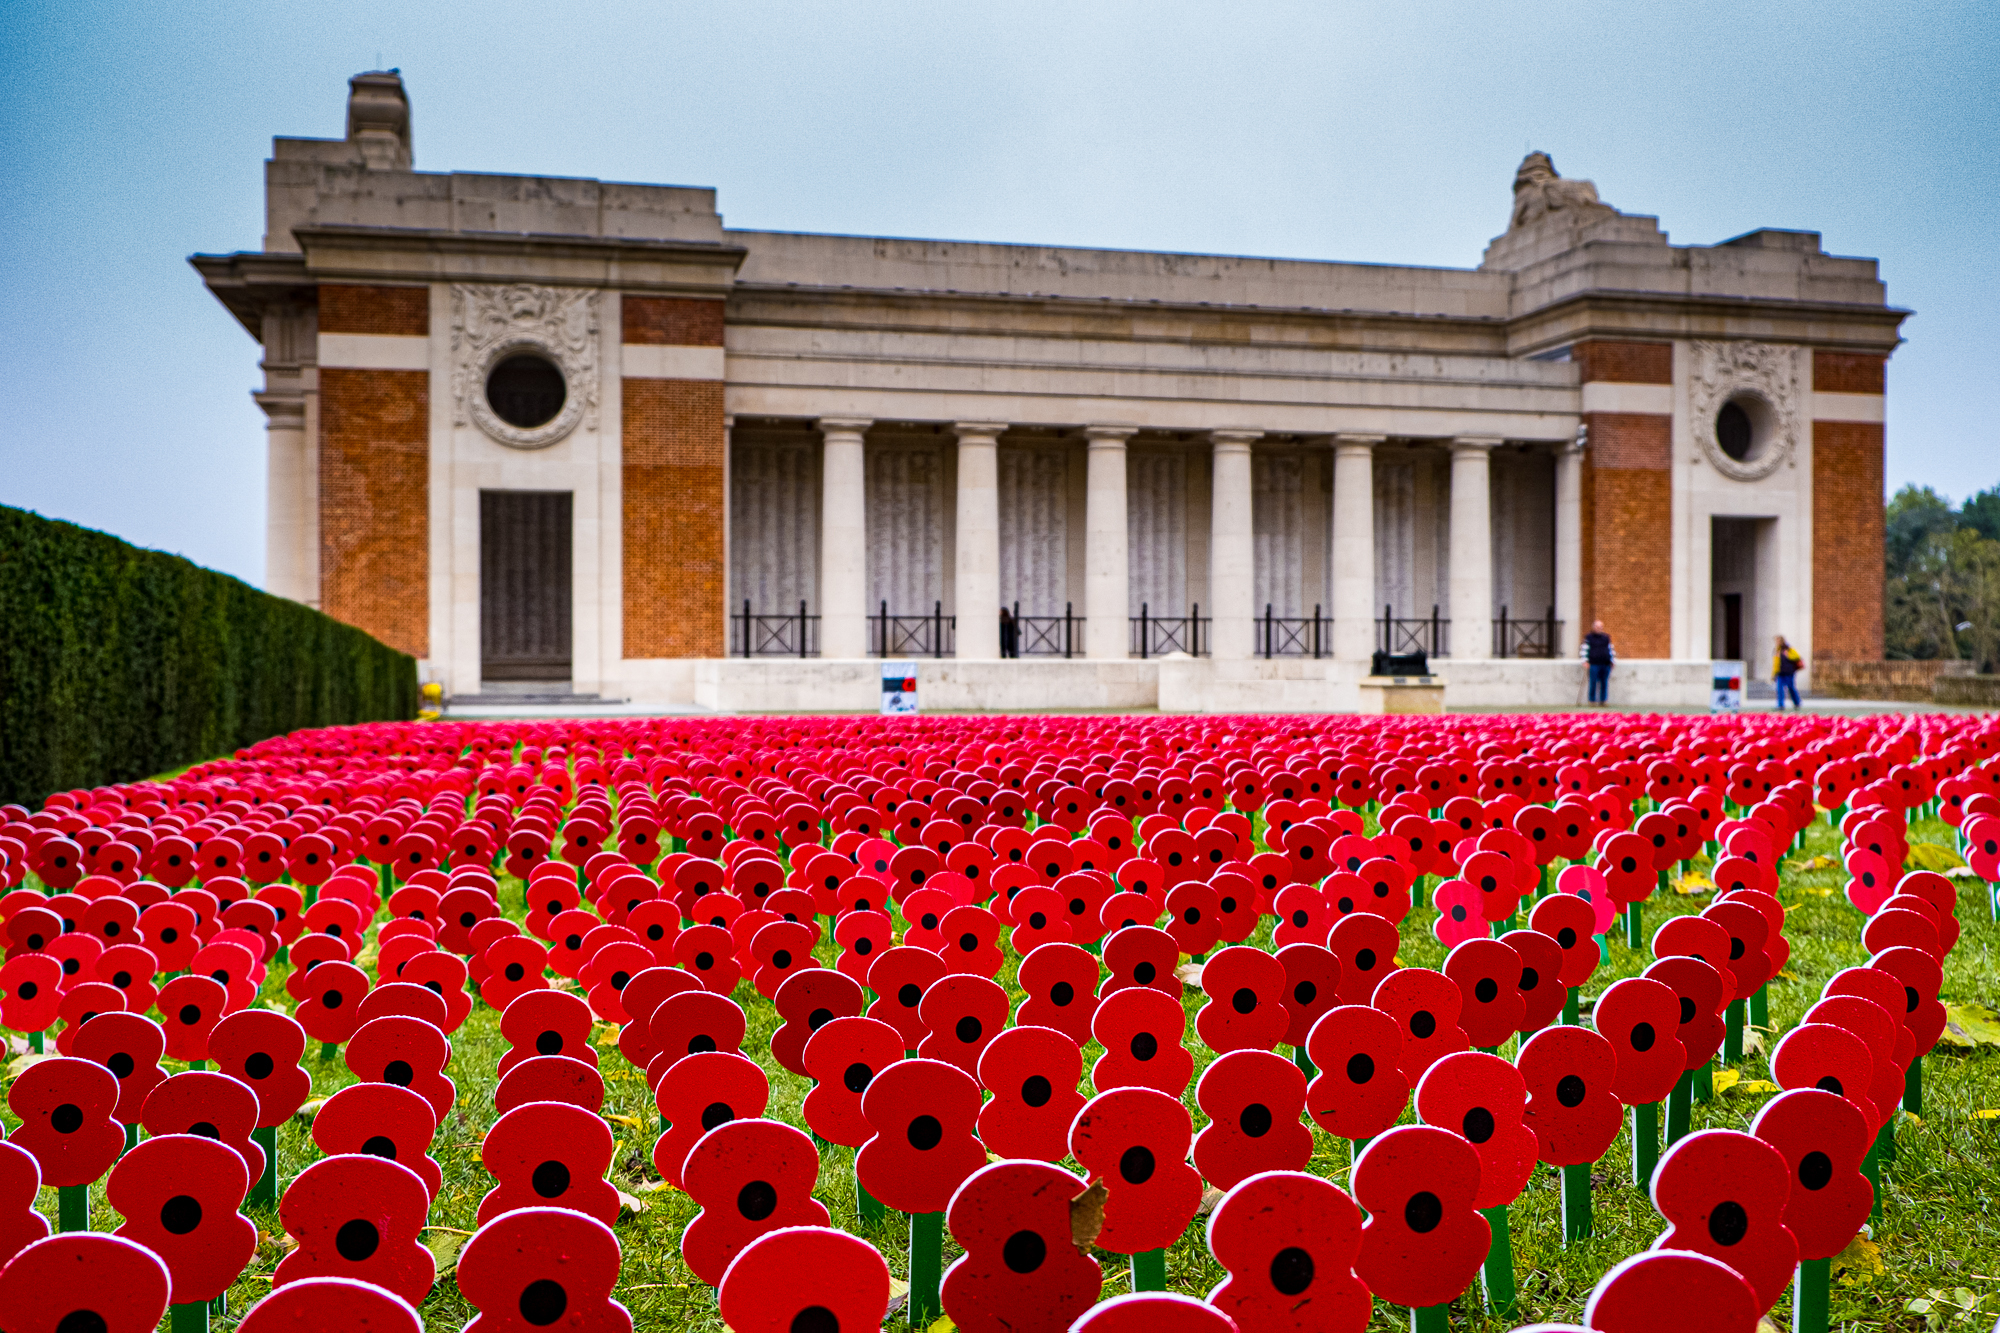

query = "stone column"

[
  {"left": 1554, "top": 432, "right": 1584, "bottom": 659},
  {"left": 818, "top": 417, "right": 872, "bottom": 658},
  {"left": 259, "top": 396, "right": 311, "bottom": 604},
  {"left": 1331, "top": 435, "right": 1382, "bottom": 662},
  {"left": 1083, "top": 426, "right": 1136, "bottom": 659},
  {"left": 953, "top": 422, "right": 1005, "bottom": 659},
  {"left": 1449, "top": 437, "right": 1503, "bottom": 660},
  {"left": 1208, "top": 430, "right": 1260, "bottom": 660}
]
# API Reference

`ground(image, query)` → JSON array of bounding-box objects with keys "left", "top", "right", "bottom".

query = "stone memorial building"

[{"left": 195, "top": 71, "right": 1902, "bottom": 711}]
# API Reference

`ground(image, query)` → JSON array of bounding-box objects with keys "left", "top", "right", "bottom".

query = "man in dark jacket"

[{"left": 1581, "top": 620, "right": 1615, "bottom": 704}]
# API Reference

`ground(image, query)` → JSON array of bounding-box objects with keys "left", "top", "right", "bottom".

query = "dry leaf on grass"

[
  {"left": 1907, "top": 843, "right": 1966, "bottom": 872},
  {"left": 1173, "top": 961, "right": 1206, "bottom": 987},
  {"left": 1940, "top": 1004, "right": 2000, "bottom": 1050},
  {"left": 1833, "top": 1234, "right": 1884, "bottom": 1285},
  {"left": 1671, "top": 872, "right": 1715, "bottom": 896},
  {"left": 615, "top": 1189, "right": 649, "bottom": 1220},
  {"left": 1070, "top": 1180, "right": 1108, "bottom": 1252}
]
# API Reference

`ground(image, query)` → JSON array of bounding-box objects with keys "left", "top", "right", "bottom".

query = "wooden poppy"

[
  {"left": 802, "top": 1015, "right": 907, "bottom": 1147},
  {"left": 1350, "top": 1124, "right": 1490, "bottom": 1309},
  {"left": 140, "top": 1071, "right": 266, "bottom": 1182},
  {"left": 1014, "top": 941, "right": 1101, "bottom": 1047},
  {"left": 856, "top": 1056, "right": 987, "bottom": 1215},
  {"left": 107, "top": 1132, "right": 258, "bottom": 1304},
  {"left": 1650, "top": 915, "right": 1737, "bottom": 1000},
  {"left": 1868, "top": 944, "right": 1949, "bottom": 1055},
  {"left": 1070, "top": 1291, "right": 1240, "bottom": 1333},
  {"left": 1593, "top": 976, "right": 1687, "bottom": 1108},
  {"left": 478, "top": 936, "right": 551, "bottom": 1011},
  {"left": 498, "top": 987, "right": 597, "bottom": 1079},
  {"left": 942, "top": 1159, "right": 1102, "bottom": 1333},
  {"left": 495, "top": 1054, "right": 607, "bottom": 1114},
  {"left": 1699, "top": 899, "right": 1774, "bottom": 1002},
  {"left": 546, "top": 907, "right": 604, "bottom": 977},
  {"left": 0, "top": 1139, "right": 49, "bottom": 1269},
  {"left": 682, "top": 1118, "right": 831, "bottom": 1285},
  {"left": 1804, "top": 995, "right": 1906, "bottom": 1127},
  {"left": 292, "top": 960, "right": 370, "bottom": 1046},
  {"left": 0, "top": 1232, "right": 173, "bottom": 1333},
  {"left": 0, "top": 953, "right": 61, "bottom": 1034},
  {"left": 1415, "top": 1050, "right": 1537, "bottom": 1209},
  {"left": 1303, "top": 1004, "right": 1408, "bottom": 1142},
  {"left": 238, "top": 1275, "right": 425, "bottom": 1332},
  {"left": 1769, "top": 1023, "right": 1881, "bottom": 1136},
  {"left": 456, "top": 1205, "right": 632, "bottom": 1333},
  {"left": 1370, "top": 967, "right": 1470, "bottom": 1085},
  {"left": 1580, "top": 1249, "right": 1760, "bottom": 1333},
  {"left": 1099, "top": 890, "right": 1163, "bottom": 936},
  {"left": 1499, "top": 927, "right": 1567, "bottom": 1033},
  {"left": 311, "top": 1081, "right": 443, "bottom": 1200},
  {"left": 1069, "top": 1085, "right": 1204, "bottom": 1255},
  {"left": 1195, "top": 945, "right": 1289, "bottom": 1054},
  {"left": 937, "top": 905, "right": 1004, "bottom": 979},
  {"left": 1749, "top": 1088, "right": 1872, "bottom": 1264},
  {"left": 1443, "top": 938, "right": 1525, "bottom": 1049},
  {"left": 674, "top": 923, "right": 743, "bottom": 995},
  {"left": 1647, "top": 1128, "right": 1798, "bottom": 1313},
  {"left": 582, "top": 940, "right": 661, "bottom": 1024},
  {"left": 1101, "top": 925, "right": 1181, "bottom": 998},
  {"left": 69, "top": 1010, "right": 167, "bottom": 1125},
  {"left": 863, "top": 945, "right": 947, "bottom": 1051},
  {"left": 345, "top": 1014, "right": 456, "bottom": 1122},
  {"left": 1270, "top": 885, "right": 1331, "bottom": 949},
  {"left": 1321, "top": 911, "right": 1392, "bottom": 1008},
  {"left": 479, "top": 1099, "right": 620, "bottom": 1227},
  {"left": 1641, "top": 956, "right": 1728, "bottom": 1070},
  {"left": 356, "top": 979, "right": 452, "bottom": 1031},
  {"left": 1429, "top": 877, "right": 1487, "bottom": 949},
  {"left": 94, "top": 941, "right": 159, "bottom": 1015},
  {"left": 1091, "top": 984, "right": 1194, "bottom": 1097},
  {"left": 272, "top": 1153, "right": 435, "bottom": 1304},
  {"left": 1518, "top": 1025, "right": 1624, "bottom": 1166},
  {"left": 6, "top": 1056, "right": 124, "bottom": 1188},
  {"left": 717, "top": 1225, "right": 891, "bottom": 1333},
  {"left": 647, "top": 990, "right": 748, "bottom": 1086},
  {"left": 1192, "top": 1050, "right": 1312, "bottom": 1191},
  {"left": 654, "top": 1050, "right": 769, "bottom": 1190},
  {"left": 1205, "top": 1169, "right": 1369, "bottom": 1333},
  {"left": 974, "top": 1024, "right": 1087, "bottom": 1163},
  {"left": 53, "top": 981, "right": 124, "bottom": 1055},
  {"left": 771, "top": 966, "right": 865, "bottom": 1077}
]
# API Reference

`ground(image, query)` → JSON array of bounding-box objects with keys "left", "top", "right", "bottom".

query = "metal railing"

[
  {"left": 1132, "top": 603, "right": 1208, "bottom": 658},
  {"left": 1495, "top": 605, "right": 1561, "bottom": 659},
  {"left": 1011, "top": 602, "right": 1082, "bottom": 658},
  {"left": 872, "top": 600, "right": 954, "bottom": 658},
  {"left": 733, "top": 600, "right": 819, "bottom": 657},
  {"left": 1379, "top": 604, "right": 1450, "bottom": 658},
  {"left": 1258, "top": 604, "right": 1329, "bottom": 658}
]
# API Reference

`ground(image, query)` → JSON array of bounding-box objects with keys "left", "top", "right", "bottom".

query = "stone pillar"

[
  {"left": 954, "top": 422, "right": 1005, "bottom": 659},
  {"left": 1083, "top": 426, "right": 1136, "bottom": 659},
  {"left": 1331, "top": 435, "right": 1382, "bottom": 662},
  {"left": 818, "top": 417, "right": 872, "bottom": 658},
  {"left": 1555, "top": 432, "right": 1584, "bottom": 658},
  {"left": 1208, "top": 431, "right": 1260, "bottom": 660},
  {"left": 259, "top": 396, "right": 311, "bottom": 604},
  {"left": 1449, "top": 437, "right": 1503, "bottom": 660}
]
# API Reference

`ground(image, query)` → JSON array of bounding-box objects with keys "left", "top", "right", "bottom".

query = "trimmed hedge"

[{"left": 0, "top": 505, "right": 417, "bottom": 806}]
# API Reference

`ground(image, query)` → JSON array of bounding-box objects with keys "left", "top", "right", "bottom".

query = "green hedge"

[{"left": 0, "top": 505, "right": 418, "bottom": 807}]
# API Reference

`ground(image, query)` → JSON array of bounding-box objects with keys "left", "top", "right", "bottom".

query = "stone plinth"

[{"left": 1357, "top": 676, "right": 1446, "bottom": 715}]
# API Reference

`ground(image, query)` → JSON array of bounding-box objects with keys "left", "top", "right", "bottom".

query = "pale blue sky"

[{"left": 2, "top": 0, "right": 1994, "bottom": 585}]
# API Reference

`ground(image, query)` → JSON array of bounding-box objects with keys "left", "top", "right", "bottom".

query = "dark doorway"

[
  {"left": 481, "top": 490, "right": 572, "bottom": 681},
  {"left": 1720, "top": 593, "right": 1742, "bottom": 661}
]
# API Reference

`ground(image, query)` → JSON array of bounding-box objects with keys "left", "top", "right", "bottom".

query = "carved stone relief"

[
  {"left": 1689, "top": 340, "right": 1800, "bottom": 481},
  {"left": 451, "top": 283, "right": 599, "bottom": 449}
]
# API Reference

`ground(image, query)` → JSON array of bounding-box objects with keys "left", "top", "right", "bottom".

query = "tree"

[{"left": 1884, "top": 483, "right": 2000, "bottom": 671}]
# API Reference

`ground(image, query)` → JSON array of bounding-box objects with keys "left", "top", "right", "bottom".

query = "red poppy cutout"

[
  {"left": 1101, "top": 925, "right": 1181, "bottom": 998},
  {"left": 583, "top": 941, "right": 660, "bottom": 1025},
  {"left": 480, "top": 936, "right": 551, "bottom": 1011},
  {"left": 1443, "top": 938, "right": 1525, "bottom": 1049},
  {"left": 1370, "top": 967, "right": 1469, "bottom": 1085},
  {"left": 1195, "top": 945, "right": 1289, "bottom": 1054},
  {"left": 1069, "top": 1085, "right": 1204, "bottom": 1255},
  {"left": 293, "top": 960, "right": 370, "bottom": 1046},
  {"left": 6, "top": 1056, "right": 124, "bottom": 1187},
  {"left": 1350, "top": 1123, "right": 1490, "bottom": 1309},
  {"left": 1498, "top": 927, "right": 1566, "bottom": 1033},
  {"left": 1805, "top": 995, "right": 1905, "bottom": 1126},
  {"left": 1415, "top": 1050, "right": 1536, "bottom": 1209},
  {"left": 1594, "top": 976, "right": 1687, "bottom": 1108},
  {"left": 971, "top": 1023, "right": 1085, "bottom": 1163},
  {"left": 1324, "top": 912, "right": 1393, "bottom": 1007},
  {"left": 1527, "top": 892, "right": 1600, "bottom": 990},
  {"left": 857, "top": 1056, "right": 987, "bottom": 1215},
  {"left": 0, "top": 954, "right": 61, "bottom": 1034},
  {"left": 834, "top": 909, "right": 894, "bottom": 985},
  {"left": 53, "top": 981, "right": 124, "bottom": 1054},
  {"left": 479, "top": 1099, "right": 619, "bottom": 1227},
  {"left": 941, "top": 1159, "right": 1102, "bottom": 1333},
  {"left": 273, "top": 1152, "right": 435, "bottom": 1305},
  {"left": 1071, "top": 1292, "right": 1239, "bottom": 1333},
  {"left": 654, "top": 1050, "right": 769, "bottom": 1190},
  {"left": 1091, "top": 983, "right": 1194, "bottom": 1096},
  {"left": 771, "top": 966, "right": 865, "bottom": 1077},
  {"left": 1648, "top": 1128, "right": 1798, "bottom": 1312},
  {"left": 107, "top": 1132, "right": 258, "bottom": 1304},
  {"left": 1745, "top": 1087, "right": 1872, "bottom": 1266},
  {"left": 1869, "top": 944, "right": 1948, "bottom": 1055},
  {"left": 1700, "top": 899, "right": 1773, "bottom": 1002},
  {"left": 1303, "top": 1004, "right": 1408, "bottom": 1142},
  {"left": 311, "top": 1081, "right": 442, "bottom": 1200},
  {"left": 356, "top": 979, "right": 451, "bottom": 1031},
  {"left": 648, "top": 989, "right": 748, "bottom": 1090},
  {"left": 239, "top": 1276, "right": 425, "bottom": 1333},
  {"left": 495, "top": 1054, "right": 607, "bottom": 1115},
  {"left": 1580, "top": 1249, "right": 1761, "bottom": 1333},
  {"left": 674, "top": 923, "right": 743, "bottom": 995},
  {"left": 456, "top": 1206, "right": 631, "bottom": 1333},
  {"left": 1100, "top": 891, "right": 1163, "bottom": 935},
  {"left": 95, "top": 942, "right": 159, "bottom": 1014},
  {"left": 1518, "top": 1024, "right": 1624, "bottom": 1166},
  {"left": 1271, "top": 885, "right": 1331, "bottom": 948},
  {"left": 681, "top": 1117, "right": 831, "bottom": 1286},
  {"left": 1769, "top": 1023, "right": 1880, "bottom": 1135},
  {"left": 1015, "top": 941, "right": 1101, "bottom": 1047},
  {"left": 718, "top": 1225, "right": 891, "bottom": 1333},
  {"left": 1192, "top": 1050, "right": 1312, "bottom": 1191},
  {"left": 140, "top": 1070, "right": 266, "bottom": 1182},
  {"left": 0, "top": 1139, "right": 49, "bottom": 1269},
  {"left": 938, "top": 904, "right": 1005, "bottom": 978},
  {"left": 1642, "top": 955, "right": 1728, "bottom": 1070},
  {"left": 803, "top": 1015, "right": 906, "bottom": 1147},
  {"left": 614, "top": 966, "right": 698, "bottom": 1069},
  {"left": 0, "top": 1233, "right": 173, "bottom": 1333},
  {"left": 1009, "top": 886, "right": 1074, "bottom": 954},
  {"left": 747, "top": 919, "right": 819, "bottom": 1001},
  {"left": 345, "top": 1014, "right": 456, "bottom": 1122},
  {"left": 1205, "top": 1169, "right": 1369, "bottom": 1333},
  {"left": 69, "top": 1010, "right": 167, "bottom": 1125}
]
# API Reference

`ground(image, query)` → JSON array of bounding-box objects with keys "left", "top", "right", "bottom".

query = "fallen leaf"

[
  {"left": 1941, "top": 1004, "right": 2000, "bottom": 1050},
  {"left": 1711, "top": 1069, "right": 1743, "bottom": 1095},
  {"left": 926, "top": 1318, "right": 956, "bottom": 1333},
  {"left": 615, "top": 1190, "right": 648, "bottom": 1220},
  {"left": 4, "top": 1052, "right": 55, "bottom": 1078},
  {"left": 1945, "top": 865, "right": 1981, "bottom": 879},
  {"left": 293, "top": 1099, "right": 325, "bottom": 1124},
  {"left": 885, "top": 1277, "right": 911, "bottom": 1317},
  {"left": 1974, "top": 1109, "right": 2000, "bottom": 1121},
  {"left": 1785, "top": 854, "right": 1838, "bottom": 873},
  {"left": 1070, "top": 1180, "right": 1108, "bottom": 1252},
  {"left": 1833, "top": 1234, "right": 1884, "bottom": 1285},
  {"left": 1196, "top": 1185, "right": 1226, "bottom": 1216},
  {"left": 425, "top": 1230, "right": 467, "bottom": 1275},
  {"left": 603, "top": 1113, "right": 644, "bottom": 1130},
  {"left": 1671, "top": 872, "right": 1715, "bottom": 896},
  {"left": 1172, "top": 961, "right": 1206, "bottom": 987},
  {"left": 593, "top": 1024, "right": 622, "bottom": 1047},
  {"left": 1907, "top": 843, "right": 1965, "bottom": 872},
  {"left": 1731, "top": 1079, "right": 1781, "bottom": 1096}
]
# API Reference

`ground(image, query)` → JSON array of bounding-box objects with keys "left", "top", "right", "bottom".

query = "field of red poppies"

[{"left": 2, "top": 711, "right": 1997, "bottom": 1333}]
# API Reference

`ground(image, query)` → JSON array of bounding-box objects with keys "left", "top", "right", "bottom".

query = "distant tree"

[
  {"left": 1884, "top": 483, "right": 2000, "bottom": 670},
  {"left": 1961, "top": 484, "right": 2000, "bottom": 544}
]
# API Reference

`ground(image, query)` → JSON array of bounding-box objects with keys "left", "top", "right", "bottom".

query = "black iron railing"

[
  {"left": 1379, "top": 604, "right": 1450, "bottom": 658},
  {"left": 1258, "top": 604, "right": 1330, "bottom": 659},
  {"left": 733, "top": 600, "right": 819, "bottom": 657},
  {"left": 1132, "top": 603, "right": 1208, "bottom": 659},
  {"left": 872, "top": 600, "right": 954, "bottom": 658},
  {"left": 1011, "top": 602, "right": 1082, "bottom": 658},
  {"left": 1495, "top": 605, "right": 1561, "bottom": 659}
]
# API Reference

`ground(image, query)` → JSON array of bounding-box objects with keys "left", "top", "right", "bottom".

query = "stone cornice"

[
  {"left": 291, "top": 225, "right": 748, "bottom": 295},
  {"left": 1505, "top": 288, "right": 1909, "bottom": 358}
]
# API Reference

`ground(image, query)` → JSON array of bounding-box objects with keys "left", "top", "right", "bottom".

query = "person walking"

[
  {"left": 1581, "top": 620, "right": 1615, "bottom": 704},
  {"left": 998, "top": 606, "right": 1019, "bottom": 659},
  {"left": 1771, "top": 635, "right": 1804, "bottom": 709}
]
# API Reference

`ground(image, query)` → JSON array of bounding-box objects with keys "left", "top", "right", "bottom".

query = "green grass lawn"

[{"left": 7, "top": 808, "right": 1998, "bottom": 1332}]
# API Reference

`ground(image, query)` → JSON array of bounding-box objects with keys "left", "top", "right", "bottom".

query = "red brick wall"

[
  {"left": 622, "top": 297, "right": 725, "bottom": 347},
  {"left": 1812, "top": 351, "right": 1886, "bottom": 395},
  {"left": 1579, "top": 411, "right": 1673, "bottom": 660},
  {"left": 319, "top": 368, "right": 429, "bottom": 657},
  {"left": 319, "top": 285, "right": 429, "bottom": 337},
  {"left": 623, "top": 378, "right": 725, "bottom": 657},
  {"left": 1813, "top": 420, "right": 1885, "bottom": 661},
  {"left": 1573, "top": 340, "right": 1673, "bottom": 385}
]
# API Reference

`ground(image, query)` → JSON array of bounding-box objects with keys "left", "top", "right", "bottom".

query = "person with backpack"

[
  {"left": 1580, "top": 620, "right": 1615, "bottom": 704},
  {"left": 1772, "top": 635, "right": 1804, "bottom": 708}
]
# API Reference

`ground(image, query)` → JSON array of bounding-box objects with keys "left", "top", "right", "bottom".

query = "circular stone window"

[
  {"left": 486, "top": 354, "right": 566, "bottom": 430},
  {"left": 1713, "top": 394, "right": 1773, "bottom": 464}
]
